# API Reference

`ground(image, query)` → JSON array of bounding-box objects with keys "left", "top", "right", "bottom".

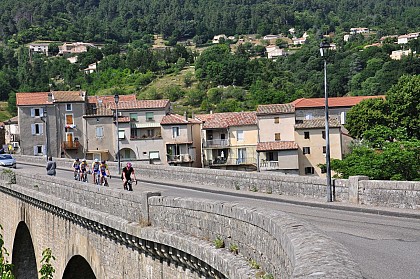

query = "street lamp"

[
  {"left": 114, "top": 93, "right": 121, "bottom": 174},
  {"left": 320, "top": 41, "right": 332, "bottom": 202}
]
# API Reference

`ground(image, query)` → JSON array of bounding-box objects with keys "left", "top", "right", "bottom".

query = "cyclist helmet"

[
  {"left": 127, "top": 162, "right": 132, "bottom": 168},
  {"left": 75, "top": 158, "right": 79, "bottom": 161},
  {"left": 94, "top": 158, "right": 99, "bottom": 163},
  {"left": 82, "top": 158, "right": 86, "bottom": 162}
]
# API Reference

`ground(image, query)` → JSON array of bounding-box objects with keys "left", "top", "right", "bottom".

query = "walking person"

[{"left": 46, "top": 156, "right": 57, "bottom": 176}]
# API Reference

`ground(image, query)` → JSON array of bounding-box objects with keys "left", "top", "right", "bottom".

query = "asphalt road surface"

[{"left": 17, "top": 164, "right": 420, "bottom": 279}]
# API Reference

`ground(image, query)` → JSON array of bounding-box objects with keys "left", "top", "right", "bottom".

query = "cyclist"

[
  {"left": 91, "top": 159, "right": 101, "bottom": 184},
  {"left": 122, "top": 162, "right": 136, "bottom": 191},
  {"left": 99, "top": 160, "right": 111, "bottom": 186},
  {"left": 72, "top": 158, "right": 81, "bottom": 180},
  {"left": 80, "top": 158, "right": 89, "bottom": 182}
]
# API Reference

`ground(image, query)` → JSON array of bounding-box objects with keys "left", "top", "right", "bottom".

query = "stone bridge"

[{"left": 0, "top": 166, "right": 363, "bottom": 278}]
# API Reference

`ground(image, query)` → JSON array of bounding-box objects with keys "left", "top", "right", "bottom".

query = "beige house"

[
  {"left": 59, "top": 42, "right": 95, "bottom": 55},
  {"left": 161, "top": 113, "right": 202, "bottom": 167},
  {"left": 294, "top": 118, "right": 343, "bottom": 176},
  {"left": 256, "top": 103, "right": 299, "bottom": 174},
  {"left": 197, "top": 112, "right": 258, "bottom": 171},
  {"left": 3, "top": 116, "right": 20, "bottom": 150}
]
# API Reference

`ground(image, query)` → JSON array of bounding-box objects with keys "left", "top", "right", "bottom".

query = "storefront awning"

[{"left": 135, "top": 122, "right": 161, "bottom": 128}]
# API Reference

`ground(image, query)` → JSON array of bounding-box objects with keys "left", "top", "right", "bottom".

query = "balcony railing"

[
  {"left": 203, "top": 139, "right": 229, "bottom": 148},
  {"left": 61, "top": 141, "right": 80, "bottom": 150},
  {"left": 167, "top": 154, "right": 193, "bottom": 163},
  {"left": 260, "top": 160, "right": 280, "bottom": 170},
  {"left": 205, "top": 157, "right": 256, "bottom": 166},
  {"left": 130, "top": 135, "right": 162, "bottom": 140}
]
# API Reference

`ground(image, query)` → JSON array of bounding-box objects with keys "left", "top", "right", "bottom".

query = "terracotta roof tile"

[
  {"left": 256, "top": 103, "right": 295, "bottom": 115},
  {"left": 196, "top": 112, "right": 257, "bottom": 129},
  {"left": 292, "top": 95, "right": 385, "bottom": 108},
  {"left": 16, "top": 92, "right": 52, "bottom": 106},
  {"left": 84, "top": 103, "right": 113, "bottom": 117},
  {"left": 110, "top": 99, "right": 170, "bottom": 110},
  {"left": 257, "top": 141, "right": 298, "bottom": 151},
  {"left": 52, "top": 91, "right": 85, "bottom": 102},
  {"left": 294, "top": 118, "right": 341, "bottom": 129},
  {"left": 161, "top": 114, "right": 202, "bottom": 125}
]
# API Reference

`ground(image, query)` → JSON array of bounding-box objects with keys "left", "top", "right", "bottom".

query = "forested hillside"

[{"left": 0, "top": 0, "right": 419, "bottom": 44}]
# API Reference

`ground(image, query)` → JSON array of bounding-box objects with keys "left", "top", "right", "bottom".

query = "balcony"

[
  {"left": 203, "top": 139, "right": 229, "bottom": 148},
  {"left": 205, "top": 157, "right": 256, "bottom": 166},
  {"left": 260, "top": 160, "right": 280, "bottom": 171},
  {"left": 167, "top": 154, "right": 193, "bottom": 163},
  {"left": 61, "top": 141, "right": 80, "bottom": 150},
  {"left": 130, "top": 135, "right": 162, "bottom": 140}
]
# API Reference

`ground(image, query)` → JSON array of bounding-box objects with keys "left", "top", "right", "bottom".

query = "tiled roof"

[
  {"left": 84, "top": 103, "right": 113, "bottom": 117},
  {"left": 52, "top": 91, "right": 85, "bottom": 102},
  {"left": 16, "top": 92, "right": 52, "bottom": 106},
  {"left": 87, "top": 94, "right": 137, "bottom": 104},
  {"left": 161, "top": 114, "right": 202, "bottom": 125},
  {"left": 292, "top": 95, "right": 385, "bottom": 108},
  {"left": 256, "top": 103, "right": 295, "bottom": 115},
  {"left": 109, "top": 99, "right": 170, "bottom": 110},
  {"left": 294, "top": 118, "right": 341, "bottom": 129},
  {"left": 257, "top": 141, "right": 298, "bottom": 151},
  {"left": 196, "top": 112, "right": 257, "bottom": 129}
]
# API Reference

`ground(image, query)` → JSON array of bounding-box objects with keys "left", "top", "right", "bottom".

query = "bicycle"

[
  {"left": 73, "top": 170, "right": 81, "bottom": 181},
  {"left": 80, "top": 170, "right": 89, "bottom": 182},
  {"left": 101, "top": 175, "right": 111, "bottom": 187},
  {"left": 126, "top": 179, "right": 137, "bottom": 191}
]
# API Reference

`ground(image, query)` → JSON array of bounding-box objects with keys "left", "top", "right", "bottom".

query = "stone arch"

[
  {"left": 12, "top": 221, "right": 38, "bottom": 279},
  {"left": 62, "top": 255, "right": 96, "bottom": 279},
  {"left": 119, "top": 147, "right": 136, "bottom": 161}
]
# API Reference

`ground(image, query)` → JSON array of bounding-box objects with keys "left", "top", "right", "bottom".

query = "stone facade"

[{"left": 0, "top": 167, "right": 362, "bottom": 278}]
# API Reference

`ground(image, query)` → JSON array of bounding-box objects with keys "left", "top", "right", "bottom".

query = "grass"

[{"left": 0, "top": 102, "right": 12, "bottom": 122}]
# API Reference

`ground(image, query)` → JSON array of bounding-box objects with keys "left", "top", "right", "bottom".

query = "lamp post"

[
  {"left": 42, "top": 107, "right": 50, "bottom": 159},
  {"left": 114, "top": 93, "right": 121, "bottom": 174},
  {"left": 320, "top": 41, "right": 332, "bottom": 202}
]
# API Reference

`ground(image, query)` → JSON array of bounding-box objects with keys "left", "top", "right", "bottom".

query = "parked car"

[{"left": 0, "top": 154, "right": 16, "bottom": 168}]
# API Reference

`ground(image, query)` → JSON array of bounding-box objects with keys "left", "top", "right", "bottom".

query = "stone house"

[
  {"left": 29, "top": 42, "right": 49, "bottom": 56},
  {"left": 197, "top": 112, "right": 258, "bottom": 171},
  {"left": 59, "top": 42, "right": 95, "bottom": 55},
  {"left": 16, "top": 91, "right": 86, "bottom": 158},
  {"left": 160, "top": 113, "right": 202, "bottom": 168}
]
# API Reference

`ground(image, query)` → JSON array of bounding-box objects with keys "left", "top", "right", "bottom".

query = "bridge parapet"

[{"left": 0, "top": 168, "right": 363, "bottom": 278}]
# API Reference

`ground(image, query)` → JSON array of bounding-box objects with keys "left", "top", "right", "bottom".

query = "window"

[
  {"left": 323, "top": 146, "right": 326, "bottom": 154},
  {"left": 322, "top": 131, "right": 326, "bottom": 139},
  {"left": 130, "top": 113, "right": 138, "bottom": 121},
  {"left": 31, "top": 123, "right": 43, "bottom": 135},
  {"left": 237, "top": 130, "right": 244, "bottom": 141},
  {"left": 172, "top": 127, "right": 180, "bottom": 138},
  {"left": 304, "top": 131, "right": 310, "bottom": 139},
  {"left": 96, "top": 126, "right": 104, "bottom": 138},
  {"left": 118, "top": 129, "right": 125, "bottom": 139},
  {"left": 146, "top": 112, "right": 154, "bottom": 122},
  {"left": 267, "top": 151, "right": 278, "bottom": 161},
  {"left": 66, "top": 104, "right": 72, "bottom": 111},
  {"left": 274, "top": 117, "right": 280, "bottom": 124},
  {"left": 340, "top": 111, "right": 346, "bottom": 124},
  {"left": 275, "top": 133, "right": 281, "bottom": 141},
  {"left": 305, "top": 167, "right": 315, "bottom": 175},
  {"left": 65, "top": 114, "right": 74, "bottom": 125},
  {"left": 305, "top": 113, "right": 313, "bottom": 120},
  {"left": 33, "top": 145, "right": 45, "bottom": 155},
  {"left": 303, "top": 147, "right": 310, "bottom": 154},
  {"left": 30, "top": 108, "right": 43, "bottom": 118}
]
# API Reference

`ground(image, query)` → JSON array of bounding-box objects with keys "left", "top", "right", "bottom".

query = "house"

[
  {"left": 350, "top": 28, "right": 369, "bottom": 35},
  {"left": 29, "top": 42, "right": 49, "bottom": 56},
  {"left": 16, "top": 91, "right": 86, "bottom": 158},
  {"left": 85, "top": 95, "right": 171, "bottom": 164},
  {"left": 263, "top": 35, "right": 280, "bottom": 40},
  {"left": 294, "top": 118, "right": 344, "bottom": 176},
  {"left": 59, "top": 42, "right": 95, "bottom": 55},
  {"left": 212, "top": 35, "right": 227, "bottom": 44},
  {"left": 256, "top": 103, "right": 299, "bottom": 174},
  {"left": 390, "top": 49, "right": 412, "bottom": 60},
  {"left": 197, "top": 112, "right": 258, "bottom": 171},
  {"left": 161, "top": 113, "right": 202, "bottom": 167},
  {"left": 83, "top": 62, "right": 99, "bottom": 74},
  {"left": 292, "top": 32, "right": 309, "bottom": 45},
  {"left": 397, "top": 33, "right": 419, "bottom": 44},
  {"left": 266, "top": 45, "right": 286, "bottom": 59},
  {"left": 3, "top": 116, "right": 20, "bottom": 151}
]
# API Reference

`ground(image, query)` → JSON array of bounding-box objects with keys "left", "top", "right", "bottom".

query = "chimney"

[
  {"left": 184, "top": 111, "right": 188, "bottom": 120},
  {"left": 48, "top": 92, "right": 53, "bottom": 103}
]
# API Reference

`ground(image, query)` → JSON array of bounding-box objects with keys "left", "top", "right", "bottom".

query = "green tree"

[
  {"left": 39, "top": 248, "right": 55, "bottom": 279},
  {"left": 0, "top": 224, "right": 14, "bottom": 279}
]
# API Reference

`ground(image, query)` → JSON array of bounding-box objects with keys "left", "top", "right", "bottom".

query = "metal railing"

[
  {"left": 61, "top": 141, "right": 80, "bottom": 150},
  {"left": 203, "top": 139, "right": 229, "bottom": 148}
]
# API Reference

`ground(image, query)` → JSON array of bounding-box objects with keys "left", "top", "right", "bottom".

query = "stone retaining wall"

[{"left": 0, "top": 168, "right": 362, "bottom": 278}]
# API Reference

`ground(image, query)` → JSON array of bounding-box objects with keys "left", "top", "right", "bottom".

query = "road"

[{"left": 18, "top": 164, "right": 420, "bottom": 279}]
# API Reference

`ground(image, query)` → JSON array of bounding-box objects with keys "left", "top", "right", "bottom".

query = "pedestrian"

[{"left": 46, "top": 156, "right": 57, "bottom": 176}]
